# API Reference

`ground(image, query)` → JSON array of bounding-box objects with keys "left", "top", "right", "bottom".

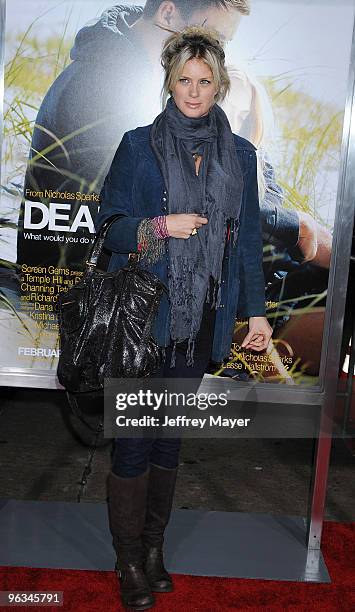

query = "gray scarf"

[{"left": 150, "top": 97, "right": 244, "bottom": 366}]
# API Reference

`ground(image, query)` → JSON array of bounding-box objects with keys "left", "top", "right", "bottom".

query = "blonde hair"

[
  {"left": 220, "top": 66, "right": 277, "bottom": 203},
  {"left": 161, "top": 26, "right": 230, "bottom": 108}
]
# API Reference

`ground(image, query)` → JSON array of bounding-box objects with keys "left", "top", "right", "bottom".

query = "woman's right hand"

[{"left": 166, "top": 213, "right": 208, "bottom": 239}]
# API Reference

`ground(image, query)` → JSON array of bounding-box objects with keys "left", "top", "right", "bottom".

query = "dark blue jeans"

[{"left": 111, "top": 297, "right": 216, "bottom": 477}]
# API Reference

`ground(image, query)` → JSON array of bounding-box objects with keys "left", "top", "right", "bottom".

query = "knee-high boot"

[
  {"left": 141, "top": 463, "right": 178, "bottom": 593},
  {"left": 107, "top": 470, "right": 155, "bottom": 610}
]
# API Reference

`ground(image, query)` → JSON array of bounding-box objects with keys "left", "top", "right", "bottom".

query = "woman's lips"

[{"left": 185, "top": 102, "right": 201, "bottom": 109}]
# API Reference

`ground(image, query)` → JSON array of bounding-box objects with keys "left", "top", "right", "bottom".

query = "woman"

[{"left": 96, "top": 26, "right": 272, "bottom": 611}]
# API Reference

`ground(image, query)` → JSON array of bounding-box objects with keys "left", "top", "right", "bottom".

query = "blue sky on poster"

[{"left": 5, "top": 0, "right": 354, "bottom": 108}]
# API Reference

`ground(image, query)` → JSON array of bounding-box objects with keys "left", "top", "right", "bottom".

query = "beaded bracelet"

[{"left": 151, "top": 215, "right": 169, "bottom": 239}]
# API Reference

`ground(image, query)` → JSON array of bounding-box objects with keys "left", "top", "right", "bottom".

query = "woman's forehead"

[{"left": 180, "top": 58, "right": 214, "bottom": 77}]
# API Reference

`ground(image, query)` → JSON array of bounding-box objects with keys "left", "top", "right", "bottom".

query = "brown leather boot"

[
  {"left": 107, "top": 470, "right": 155, "bottom": 610},
  {"left": 142, "top": 464, "right": 178, "bottom": 593}
]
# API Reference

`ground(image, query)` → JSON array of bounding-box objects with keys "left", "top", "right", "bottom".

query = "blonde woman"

[{"left": 96, "top": 27, "right": 272, "bottom": 610}]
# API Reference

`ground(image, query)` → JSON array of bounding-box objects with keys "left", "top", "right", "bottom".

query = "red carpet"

[{"left": 0, "top": 521, "right": 354, "bottom": 611}]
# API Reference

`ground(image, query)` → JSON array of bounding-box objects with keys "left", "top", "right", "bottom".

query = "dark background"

[{"left": 0, "top": 385, "right": 354, "bottom": 521}]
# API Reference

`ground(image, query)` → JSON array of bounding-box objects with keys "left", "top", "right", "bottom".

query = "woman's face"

[{"left": 171, "top": 58, "right": 219, "bottom": 118}]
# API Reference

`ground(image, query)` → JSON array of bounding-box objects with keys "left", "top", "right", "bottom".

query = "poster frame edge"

[
  {"left": 0, "top": 0, "right": 353, "bottom": 398},
  {"left": 0, "top": 0, "right": 5, "bottom": 190}
]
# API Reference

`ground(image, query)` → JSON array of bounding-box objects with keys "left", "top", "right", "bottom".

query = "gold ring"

[{"left": 191, "top": 228, "right": 198, "bottom": 236}]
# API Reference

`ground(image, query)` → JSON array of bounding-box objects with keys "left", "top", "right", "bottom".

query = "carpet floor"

[{"left": 0, "top": 521, "right": 354, "bottom": 611}]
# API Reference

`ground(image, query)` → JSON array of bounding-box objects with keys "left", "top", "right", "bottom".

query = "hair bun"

[{"left": 177, "top": 25, "right": 223, "bottom": 49}]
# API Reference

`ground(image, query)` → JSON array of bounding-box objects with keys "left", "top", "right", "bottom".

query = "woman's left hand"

[{"left": 241, "top": 316, "right": 273, "bottom": 352}]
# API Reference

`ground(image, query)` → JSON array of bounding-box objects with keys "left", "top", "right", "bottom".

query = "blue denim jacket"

[{"left": 95, "top": 125, "right": 266, "bottom": 363}]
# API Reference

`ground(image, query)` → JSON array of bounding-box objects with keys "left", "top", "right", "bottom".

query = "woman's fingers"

[
  {"left": 245, "top": 337, "right": 270, "bottom": 351},
  {"left": 244, "top": 337, "right": 266, "bottom": 350},
  {"left": 166, "top": 213, "right": 208, "bottom": 238},
  {"left": 241, "top": 317, "right": 273, "bottom": 352},
  {"left": 249, "top": 339, "right": 269, "bottom": 351},
  {"left": 190, "top": 215, "right": 208, "bottom": 230},
  {"left": 241, "top": 330, "right": 260, "bottom": 347}
]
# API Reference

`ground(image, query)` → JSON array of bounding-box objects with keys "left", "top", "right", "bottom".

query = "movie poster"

[{"left": 0, "top": 0, "right": 353, "bottom": 386}]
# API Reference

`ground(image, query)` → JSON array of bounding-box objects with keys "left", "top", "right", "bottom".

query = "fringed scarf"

[{"left": 149, "top": 97, "right": 244, "bottom": 366}]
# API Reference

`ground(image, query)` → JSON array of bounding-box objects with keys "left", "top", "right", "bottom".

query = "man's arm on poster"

[{"left": 260, "top": 155, "right": 331, "bottom": 269}]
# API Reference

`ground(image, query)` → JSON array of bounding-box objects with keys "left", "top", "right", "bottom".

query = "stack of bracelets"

[
  {"left": 136, "top": 216, "right": 170, "bottom": 264},
  {"left": 151, "top": 215, "right": 169, "bottom": 239}
]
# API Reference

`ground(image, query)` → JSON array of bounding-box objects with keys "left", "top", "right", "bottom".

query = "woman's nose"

[{"left": 189, "top": 83, "right": 199, "bottom": 98}]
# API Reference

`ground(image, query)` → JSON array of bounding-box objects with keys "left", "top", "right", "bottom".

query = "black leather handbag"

[{"left": 56, "top": 214, "right": 167, "bottom": 394}]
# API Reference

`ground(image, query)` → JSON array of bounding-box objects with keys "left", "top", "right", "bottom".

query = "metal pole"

[{"left": 305, "top": 14, "right": 355, "bottom": 577}]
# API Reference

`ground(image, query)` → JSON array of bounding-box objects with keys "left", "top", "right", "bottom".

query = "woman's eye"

[{"left": 178, "top": 78, "right": 211, "bottom": 85}]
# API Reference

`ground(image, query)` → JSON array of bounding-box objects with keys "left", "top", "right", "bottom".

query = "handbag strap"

[
  {"left": 86, "top": 214, "right": 127, "bottom": 271},
  {"left": 133, "top": 285, "right": 164, "bottom": 373}
]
